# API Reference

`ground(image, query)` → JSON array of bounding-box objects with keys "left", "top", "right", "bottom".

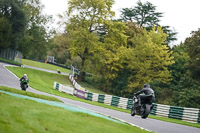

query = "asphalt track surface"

[
  {"left": 23, "top": 65, "right": 69, "bottom": 76},
  {"left": 0, "top": 62, "right": 200, "bottom": 133}
]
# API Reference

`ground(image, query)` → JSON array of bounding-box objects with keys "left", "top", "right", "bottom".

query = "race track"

[{"left": 0, "top": 62, "right": 199, "bottom": 133}]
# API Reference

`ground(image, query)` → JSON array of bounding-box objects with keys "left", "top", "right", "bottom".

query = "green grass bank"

[{"left": 0, "top": 92, "right": 150, "bottom": 133}]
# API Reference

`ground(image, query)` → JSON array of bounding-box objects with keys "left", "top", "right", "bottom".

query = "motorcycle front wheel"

[{"left": 21, "top": 84, "right": 27, "bottom": 91}]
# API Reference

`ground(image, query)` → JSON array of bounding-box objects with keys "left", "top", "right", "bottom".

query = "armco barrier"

[
  {"left": 67, "top": 73, "right": 200, "bottom": 123},
  {"left": 118, "top": 97, "right": 128, "bottom": 109},
  {"left": 127, "top": 98, "right": 133, "bottom": 110},
  {"left": 156, "top": 104, "right": 170, "bottom": 117},
  {"left": 76, "top": 89, "right": 87, "bottom": 99},
  {"left": 182, "top": 107, "right": 199, "bottom": 123},
  {"left": 92, "top": 93, "right": 99, "bottom": 102},
  {"left": 169, "top": 106, "right": 184, "bottom": 120},
  {"left": 87, "top": 92, "right": 93, "bottom": 101},
  {"left": 198, "top": 111, "right": 200, "bottom": 123},
  {"left": 98, "top": 94, "right": 105, "bottom": 103},
  {"left": 69, "top": 74, "right": 86, "bottom": 91},
  {"left": 111, "top": 96, "right": 119, "bottom": 107},
  {"left": 104, "top": 95, "right": 112, "bottom": 105},
  {"left": 53, "top": 82, "right": 74, "bottom": 95},
  {"left": 150, "top": 103, "right": 157, "bottom": 115},
  {"left": 54, "top": 82, "right": 59, "bottom": 90}
]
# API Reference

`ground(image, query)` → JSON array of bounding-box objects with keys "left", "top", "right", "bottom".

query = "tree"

[
  {"left": 0, "top": 0, "right": 26, "bottom": 49},
  {"left": 92, "top": 24, "right": 174, "bottom": 97},
  {"left": 171, "top": 73, "right": 200, "bottom": 108},
  {"left": 125, "top": 26, "right": 174, "bottom": 94},
  {"left": 120, "top": 1, "right": 162, "bottom": 29},
  {"left": 66, "top": 0, "right": 115, "bottom": 81},
  {"left": 18, "top": 0, "right": 54, "bottom": 59},
  {"left": 169, "top": 43, "right": 189, "bottom": 87},
  {"left": 167, "top": 30, "right": 200, "bottom": 108},
  {"left": 120, "top": 0, "right": 177, "bottom": 45},
  {"left": 162, "top": 26, "right": 177, "bottom": 45},
  {"left": 184, "top": 29, "right": 200, "bottom": 80},
  {"left": 0, "top": 16, "right": 12, "bottom": 49},
  {"left": 49, "top": 33, "right": 71, "bottom": 64}
]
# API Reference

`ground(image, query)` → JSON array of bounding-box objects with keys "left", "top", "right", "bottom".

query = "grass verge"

[
  {"left": 0, "top": 86, "right": 62, "bottom": 102},
  {"left": 0, "top": 93, "right": 150, "bottom": 133},
  {"left": 22, "top": 59, "right": 70, "bottom": 73},
  {"left": 6, "top": 66, "right": 200, "bottom": 128},
  {"left": 0, "top": 58, "right": 22, "bottom": 66}
]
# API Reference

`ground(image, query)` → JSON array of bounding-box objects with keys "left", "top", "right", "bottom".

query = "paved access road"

[
  {"left": 23, "top": 65, "right": 69, "bottom": 75},
  {"left": 0, "top": 62, "right": 199, "bottom": 133}
]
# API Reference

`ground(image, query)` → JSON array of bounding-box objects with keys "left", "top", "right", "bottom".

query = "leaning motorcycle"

[
  {"left": 131, "top": 94, "right": 154, "bottom": 119},
  {"left": 20, "top": 80, "right": 28, "bottom": 91}
]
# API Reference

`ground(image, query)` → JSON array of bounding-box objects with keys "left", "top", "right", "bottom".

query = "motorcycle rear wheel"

[{"left": 141, "top": 104, "right": 151, "bottom": 119}]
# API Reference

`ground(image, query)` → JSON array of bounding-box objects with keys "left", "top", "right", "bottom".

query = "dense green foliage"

[
  {"left": 94, "top": 25, "right": 174, "bottom": 97},
  {"left": 0, "top": 16, "right": 12, "bottom": 48},
  {"left": 0, "top": 0, "right": 26, "bottom": 49},
  {"left": 0, "top": 0, "right": 53, "bottom": 59},
  {"left": 185, "top": 29, "right": 200, "bottom": 80},
  {"left": 18, "top": 0, "right": 54, "bottom": 59},
  {"left": 66, "top": 0, "right": 116, "bottom": 81},
  {"left": 48, "top": 34, "right": 71, "bottom": 65},
  {"left": 169, "top": 29, "right": 200, "bottom": 108}
]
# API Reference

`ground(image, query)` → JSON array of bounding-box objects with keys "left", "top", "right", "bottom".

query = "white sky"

[{"left": 41, "top": 0, "right": 200, "bottom": 45}]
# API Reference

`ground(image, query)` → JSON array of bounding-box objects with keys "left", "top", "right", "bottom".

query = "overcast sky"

[{"left": 41, "top": 0, "right": 200, "bottom": 45}]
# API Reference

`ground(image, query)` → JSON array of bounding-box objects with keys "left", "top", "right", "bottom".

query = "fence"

[{"left": 0, "top": 48, "right": 22, "bottom": 63}]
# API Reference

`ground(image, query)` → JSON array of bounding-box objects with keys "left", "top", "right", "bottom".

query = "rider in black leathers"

[{"left": 134, "top": 84, "right": 155, "bottom": 106}]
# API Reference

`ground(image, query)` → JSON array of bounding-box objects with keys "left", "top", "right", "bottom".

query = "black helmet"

[{"left": 144, "top": 83, "right": 150, "bottom": 88}]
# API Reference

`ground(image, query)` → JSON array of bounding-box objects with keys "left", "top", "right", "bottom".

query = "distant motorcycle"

[
  {"left": 131, "top": 94, "right": 154, "bottom": 119},
  {"left": 20, "top": 79, "right": 28, "bottom": 91}
]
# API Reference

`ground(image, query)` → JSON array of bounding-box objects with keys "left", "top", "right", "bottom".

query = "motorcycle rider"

[
  {"left": 20, "top": 74, "right": 29, "bottom": 88},
  {"left": 134, "top": 83, "right": 155, "bottom": 106}
]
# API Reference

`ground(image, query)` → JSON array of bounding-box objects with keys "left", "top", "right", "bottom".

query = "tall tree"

[
  {"left": 120, "top": 1, "right": 162, "bottom": 29},
  {"left": 18, "top": 0, "right": 54, "bottom": 59},
  {"left": 126, "top": 26, "right": 174, "bottom": 94},
  {"left": 0, "top": 0, "right": 26, "bottom": 49},
  {"left": 49, "top": 33, "right": 71, "bottom": 64},
  {"left": 169, "top": 43, "right": 189, "bottom": 87},
  {"left": 184, "top": 29, "right": 200, "bottom": 80},
  {"left": 120, "top": 0, "right": 177, "bottom": 45},
  {"left": 92, "top": 24, "right": 174, "bottom": 96},
  {"left": 66, "top": 0, "right": 115, "bottom": 81},
  {"left": 0, "top": 16, "right": 12, "bottom": 48}
]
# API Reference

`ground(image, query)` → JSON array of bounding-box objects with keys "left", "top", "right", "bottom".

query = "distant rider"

[
  {"left": 20, "top": 74, "right": 29, "bottom": 87},
  {"left": 134, "top": 83, "right": 155, "bottom": 106}
]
